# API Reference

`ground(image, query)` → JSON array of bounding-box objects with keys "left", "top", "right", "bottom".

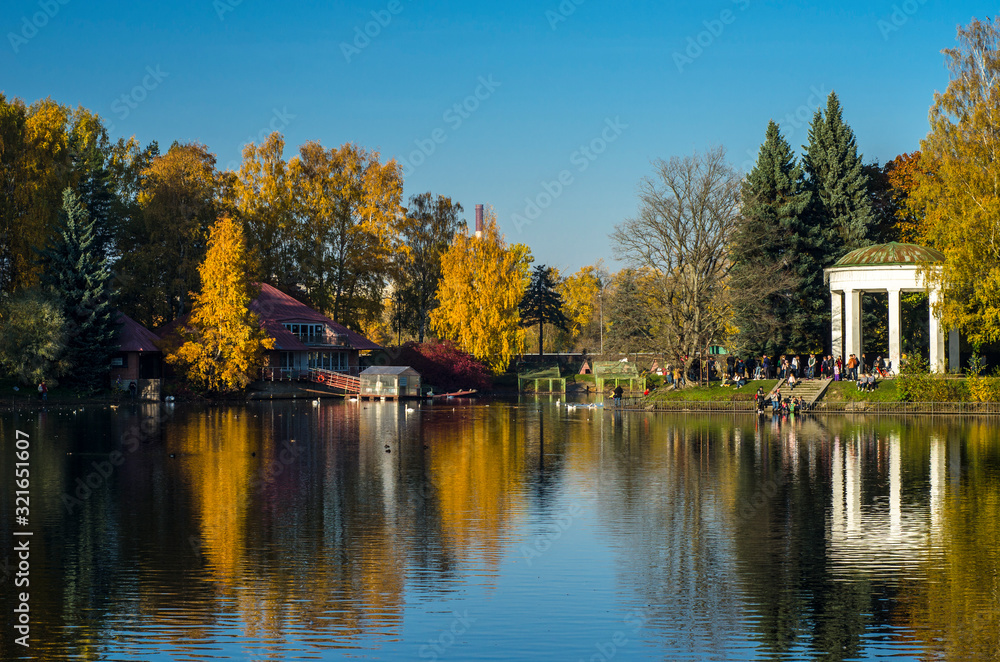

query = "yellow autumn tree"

[
  {"left": 166, "top": 215, "right": 274, "bottom": 391},
  {"left": 556, "top": 263, "right": 606, "bottom": 351},
  {"left": 430, "top": 207, "right": 531, "bottom": 373},
  {"left": 909, "top": 17, "right": 1000, "bottom": 346}
]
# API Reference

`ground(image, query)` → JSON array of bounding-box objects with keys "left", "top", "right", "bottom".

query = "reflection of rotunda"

[
  {"left": 825, "top": 242, "right": 958, "bottom": 373},
  {"left": 827, "top": 431, "right": 949, "bottom": 575}
]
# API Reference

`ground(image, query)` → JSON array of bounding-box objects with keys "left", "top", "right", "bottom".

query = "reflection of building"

[
  {"left": 110, "top": 312, "right": 163, "bottom": 400},
  {"left": 251, "top": 284, "right": 380, "bottom": 379},
  {"left": 360, "top": 366, "right": 421, "bottom": 399},
  {"left": 828, "top": 430, "right": 948, "bottom": 574}
]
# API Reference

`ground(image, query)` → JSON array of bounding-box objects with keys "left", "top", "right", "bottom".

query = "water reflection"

[{"left": 1, "top": 405, "right": 1000, "bottom": 660}]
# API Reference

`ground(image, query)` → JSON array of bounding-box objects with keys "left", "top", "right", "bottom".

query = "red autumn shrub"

[{"left": 392, "top": 341, "right": 492, "bottom": 392}]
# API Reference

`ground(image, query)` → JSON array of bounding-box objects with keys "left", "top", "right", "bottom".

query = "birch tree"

[
  {"left": 909, "top": 17, "right": 1000, "bottom": 346},
  {"left": 430, "top": 207, "right": 531, "bottom": 373}
]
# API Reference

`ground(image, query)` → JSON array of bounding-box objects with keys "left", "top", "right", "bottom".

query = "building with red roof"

[
  {"left": 250, "top": 283, "right": 380, "bottom": 380},
  {"left": 110, "top": 312, "right": 164, "bottom": 399}
]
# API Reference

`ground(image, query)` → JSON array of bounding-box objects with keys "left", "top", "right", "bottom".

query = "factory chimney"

[{"left": 475, "top": 204, "right": 484, "bottom": 239}]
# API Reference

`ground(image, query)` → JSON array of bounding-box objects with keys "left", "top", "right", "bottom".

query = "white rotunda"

[{"left": 825, "top": 242, "right": 958, "bottom": 374}]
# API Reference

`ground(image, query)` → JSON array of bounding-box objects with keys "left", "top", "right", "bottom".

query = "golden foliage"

[
  {"left": 121, "top": 142, "right": 220, "bottom": 325},
  {"left": 909, "top": 18, "right": 1000, "bottom": 345},
  {"left": 557, "top": 264, "right": 603, "bottom": 347},
  {"left": 224, "top": 133, "right": 404, "bottom": 327},
  {"left": 1, "top": 96, "right": 92, "bottom": 292},
  {"left": 966, "top": 375, "right": 1000, "bottom": 402},
  {"left": 429, "top": 207, "right": 531, "bottom": 373},
  {"left": 165, "top": 216, "right": 274, "bottom": 391},
  {"left": 288, "top": 141, "right": 404, "bottom": 325},
  {"left": 885, "top": 151, "right": 926, "bottom": 243}
]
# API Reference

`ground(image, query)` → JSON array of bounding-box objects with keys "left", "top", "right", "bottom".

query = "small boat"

[{"left": 427, "top": 389, "right": 477, "bottom": 399}]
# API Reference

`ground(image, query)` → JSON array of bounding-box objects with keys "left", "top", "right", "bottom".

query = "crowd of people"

[
  {"left": 706, "top": 352, "right": 891, "bottom": 386},
  {"left": 656, "top": 351, "right": 894, "bottom": 394},
  {"left": 753, "top": 386, "right": 807, "bottom": 415}
]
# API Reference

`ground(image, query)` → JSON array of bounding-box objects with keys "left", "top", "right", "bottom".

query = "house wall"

[{"left": 110, "top": 352, "right": 140, "bottom": 382}]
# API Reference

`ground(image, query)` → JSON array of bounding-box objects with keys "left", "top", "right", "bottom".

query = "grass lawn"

[
  {"left": 823, "top": 378, "right": 901, "bottom": 402},
  {"left": 647, "top": 379, "right": 780, "bottom": 401}
]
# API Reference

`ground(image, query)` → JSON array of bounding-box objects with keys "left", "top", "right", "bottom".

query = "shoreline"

[{"left": 608, "top": 398, "right": 1000, "bottom": 416}]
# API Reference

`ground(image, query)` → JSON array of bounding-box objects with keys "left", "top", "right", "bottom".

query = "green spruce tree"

[
  {"left": 730, "top": 120, "right": 814, "bottom": 356},
  {"left": 72, "top": 141, "right": 121, "bottom": 260},
  {"left": 519, "top": 264, "right": 568, "bottom": 357},
  {"left": 40, "top": 188, "right": 119, "bottom": 391},
  {"left": 803, "top": 92, "right": 875, "bottom": 253},
  {"left": 796, "top": 92, "right": 877, "bottom": 355}
]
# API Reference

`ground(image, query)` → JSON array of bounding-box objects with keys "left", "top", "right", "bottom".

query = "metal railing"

[
  {"left": 260, "top": 367, "right": 309, "bottom": 381},
  {"left": 611, "top": 397, "right": 1000, "bottom": 416},
  {"left": 290, "top": 331, "right": 350, "bottom": 347},
  {"left": 260, "top": 366, "right": 359, "bottom": 382}
]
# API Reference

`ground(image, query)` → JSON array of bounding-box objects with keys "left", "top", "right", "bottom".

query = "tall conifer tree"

[
  {"left": 799, "top": 92, "right": 876, "bottom": 355},
  {"left": 40, "top": 188, "right": 119, "bottom": 390},
  {"left": 730, "top": 120, "right": 813, "bottom": 355},
  {"left": 803, "top": 92, "right": 875, "bottom": 253},
  {"left": 519, "top": 264, "right": 568, "bottom": 357}
]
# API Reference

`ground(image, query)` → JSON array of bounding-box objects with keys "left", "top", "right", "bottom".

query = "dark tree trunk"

[{"left": 538, "top": 320, "right": 544, "bottom": 357}]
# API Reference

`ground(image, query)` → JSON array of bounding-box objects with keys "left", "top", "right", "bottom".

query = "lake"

[{"left": 1, "top": 399, "right": 998, "bottom": 661}]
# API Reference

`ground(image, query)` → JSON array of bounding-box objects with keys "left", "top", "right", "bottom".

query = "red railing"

[{"left": 308, "top": 368, "right": 360, "bottom": 393}]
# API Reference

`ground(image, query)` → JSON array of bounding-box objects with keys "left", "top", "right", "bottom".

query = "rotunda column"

[
  {"left": 888, "top": 289, "right": 901, "bottom": 375},
  {"left": 928, "top": 287, "right": 945, "bottom": 373},
  {"left": 843, "top": 289, "right": 863, "bottom": 362}
]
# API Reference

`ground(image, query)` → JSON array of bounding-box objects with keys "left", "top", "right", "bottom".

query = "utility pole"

[{"left": 599, "top": 289, "right": 604, "bottom": 355}]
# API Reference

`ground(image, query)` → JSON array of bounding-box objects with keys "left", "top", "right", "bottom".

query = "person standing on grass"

[{"left": 834, "top": 359, "right": 841, "bottom": 382}]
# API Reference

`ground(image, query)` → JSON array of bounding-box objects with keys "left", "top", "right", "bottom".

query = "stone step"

[{"left": 766, "top": 378, "right": 833, "bottom": 406}]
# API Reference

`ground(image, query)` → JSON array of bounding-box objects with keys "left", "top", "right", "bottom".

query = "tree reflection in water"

[{"left": 1, "top": 403, "right": 999, "bottom": 660}]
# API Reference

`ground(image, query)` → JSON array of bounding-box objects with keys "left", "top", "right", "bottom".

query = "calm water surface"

[{"left": 1, "top": 399, "right": 999, "bottom": 661}]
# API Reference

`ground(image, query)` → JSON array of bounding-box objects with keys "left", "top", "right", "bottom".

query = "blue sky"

[{"left": 0, "top": 0, "right": 982, "bottom": 273}]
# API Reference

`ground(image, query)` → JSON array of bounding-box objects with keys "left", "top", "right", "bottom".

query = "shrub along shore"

[{"left": 630, "top": 373, "right": 1000, "bottom": 411}]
